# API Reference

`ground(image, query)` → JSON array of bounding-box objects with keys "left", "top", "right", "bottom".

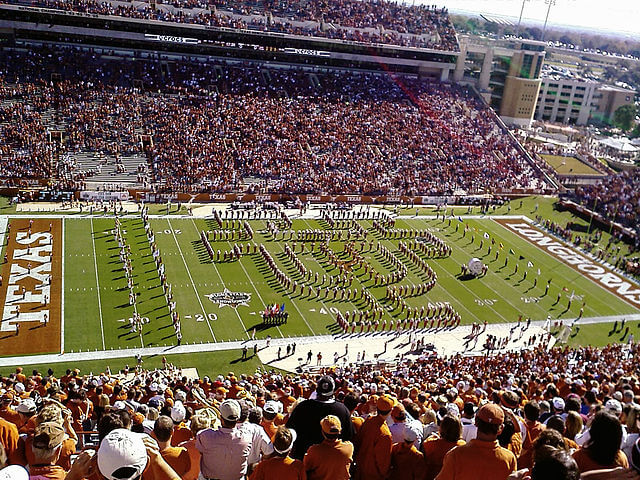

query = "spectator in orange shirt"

[
  {"left": 15, "top": 399, "right": 37, "bottom": 434},
  {"left": 24, "top": 403, "right": 77, "bottom": 471},
  {"left": 304, "top": 415, "right": 353, "bottom": 480},
  {"left": 342, "top": 393, "right": 364, "bottom": 434},
  {"left": 0, "top": 393, "right": 20, "bottom": 426},
  {"left": 250, "top": 426, "right": 306, "bottom": 480},
  {"left": 572, "top": 412, "right": 629, "bottom": 473},
  {"left": 153, "top": 415, "right": 191, "bottom": 479},
  {"left": 435, "top": 403, "right": 517, "bottom": 480},
  {"left": 518, "top": 401, "right": 546, "bottom": 470},
  {"left": 354, "top": 395, "right": 394, "bottom": 480},
  {"left": 169, "top": 401, "right": 191, "bottom": 446},
  {"left": 261, "top": 400, "right": 280, "bottom": 441},
  {"left": 388, "top": 423, "right": 425, "bottom": 480},
  {"left": 0, "top": 416, "right": 20, "bottom": 465},
  {"left": 423, "top": 414, "right": 466, "bottom": 480}
]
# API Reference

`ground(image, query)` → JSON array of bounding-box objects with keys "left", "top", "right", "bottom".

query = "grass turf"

[
  {"left": 2, "top": 195, "right": 640, "bottom": 375},
  {"left": 540, "top": 154, "right": 603, "bottom": 176}
]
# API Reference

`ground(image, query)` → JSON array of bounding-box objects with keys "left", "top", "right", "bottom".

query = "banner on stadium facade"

[{"left": 80, "top": 191, "right": 130, "bottom": 202}]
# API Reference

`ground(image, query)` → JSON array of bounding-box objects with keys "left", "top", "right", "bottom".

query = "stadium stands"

[
  {"left": 574, "top": 170, "right": 640, "bottom": 239},
  {"left": 0, "top": 342, "right": 639, "bottom": 479},
  {"left": 0, "top": 46, "right": 546, "bottom": 194},
  {"left": 18, "top": 0, "right": 459, "bottom": 50}
]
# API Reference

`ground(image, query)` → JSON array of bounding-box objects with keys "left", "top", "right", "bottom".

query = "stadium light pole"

[
  {"left": 517, "top": 0, "right": 530, "bottom": 36},
  {"left": 542, "top": 0, "right": 556, "bottom": 42}
]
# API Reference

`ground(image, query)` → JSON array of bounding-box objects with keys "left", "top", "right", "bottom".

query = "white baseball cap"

[
  {"left": 0, "top": 465, "right": 28, "bottom": 480},
  {"left": 219, "top": 399, "right": 241, "bottom": 422},
  {"left": 605, "top": 399, "right": 623, "bottom": 416},
  {"left": 97, "top": 429, "right": 148, "bottom": 480},
  {"left": 170, "top": 401, "right": 186, "bottom": 423}
]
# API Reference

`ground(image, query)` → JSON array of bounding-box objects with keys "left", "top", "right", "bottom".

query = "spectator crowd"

[
  {"left": 0, "top": 341, "right": 639, "bottom": 479},
  {"left": 16, "top": 0, "right": 459, "bottom": 50},
  {"left": 0, "top": 46, "right": 547, "bottom": 196}
]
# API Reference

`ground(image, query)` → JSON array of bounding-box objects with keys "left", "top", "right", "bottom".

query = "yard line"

[
  {"left": 60, "top": 218, "right": 65, "bottom": 355},
  {"left": 90, "top": 218, "right": 106, "bottom": 350},
  {"left": 187, "top": 219, "right": 251, "bottom": 338},
  {"left": 168, "top": 218, "right": 217, "bottom": 342}
]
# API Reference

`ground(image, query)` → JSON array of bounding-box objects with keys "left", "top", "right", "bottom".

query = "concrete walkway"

[{"left": 0, "top": 314, "right": 637, "bottom": 370}]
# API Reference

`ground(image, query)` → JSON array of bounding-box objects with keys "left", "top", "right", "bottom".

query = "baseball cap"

[
  {"left": 316, "top": 376, "right": 335, "bottom": 397},
  {"left": 321, "top": 415, "right": 342, "bottom": 435},
  {"left": 552, "top": 397, "right": 565, "bottom": 411},
  {"left": 97, "top": 429, "right": 148, "bottom": 480},
  {"left": 263, "top": 400, "right": 279, "bottom": 415},
  {"left": 219, "top": 399, "right": 241, "bottom": 422},
  {"left": 476, "top": 403, "right": 504, "bottom": 425},
  {"left": 0, "top": 465, "right": 28, "bottom": 480},
  {"left": 377, "top": 395, "right": 394, "bottom": 413},
  {"left": 33, "top": 422, "right": 65, "bottom": 450},
  {"left": 605, "top": 399, "right": 623, "bottom": 416},
  {"left": 170, "top": 401, "right": 186, "bottom": 423},
  {"left": 16, "top": 399, "right": 36, "bottom": 414},
  {"left": 14, "top": 383, "right": 24, "bottom": 394}
]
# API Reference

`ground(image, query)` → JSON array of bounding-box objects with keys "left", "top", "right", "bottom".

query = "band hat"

[
  {"left": 320, "top": 415, "right": 342, "bottom": 435},
  {"left": 97, "top": 429, "right": 148, "bottom": 480},
  {"left": 33, "top": 422, "right": 65, "bottom": 450},
  {"left": 219, "top": 399, "right": 241, "bottom": 422},
  {"left": 0, "top": 465, "right": 29, "bottom": 480}
]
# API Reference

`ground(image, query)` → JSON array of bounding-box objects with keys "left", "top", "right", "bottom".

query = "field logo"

[
  {"left": 205, "top": 289, "right": 251, "bottom": 308},
  {"left": 498, "top": 220, "right": 640, "bottom": 308}
]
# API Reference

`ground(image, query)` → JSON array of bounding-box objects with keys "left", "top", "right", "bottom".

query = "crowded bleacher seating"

[
  {"left": 1, "top": 342, "right": 639, "bottom": 478},
  {"left": 0, "top": 46, "right": 546, "bottom": 194}
]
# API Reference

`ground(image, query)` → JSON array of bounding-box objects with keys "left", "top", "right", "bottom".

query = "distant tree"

[
  {"left": 526, "top": 27, "right": 542, "bottom": 41},
  {"left": 559, "top": 34, "right": 573, "bottom": 46},
  {"left": 613, "top": 104, "right": 637, "bottom": 131},
  {"left": 631, "top": 123, "right": 640, "bottom": 139}
]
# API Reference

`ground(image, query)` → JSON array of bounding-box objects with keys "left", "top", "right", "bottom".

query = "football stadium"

[{"left": 0, "top": 0, "right": 639, "bottom": 478}]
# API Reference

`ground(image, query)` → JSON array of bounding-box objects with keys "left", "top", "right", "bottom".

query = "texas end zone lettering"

[
  {"left": 499, "top": 220, "right": 640, "bottom": 308},
  {"left": 1, "top": 230, "right": 52, "bottom": 331}
]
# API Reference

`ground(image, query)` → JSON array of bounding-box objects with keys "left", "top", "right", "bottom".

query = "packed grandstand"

[{"left": 1, "top": 0, "right": 640, "bottom": 478}]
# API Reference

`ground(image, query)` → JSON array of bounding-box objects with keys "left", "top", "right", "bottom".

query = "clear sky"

[{"left": 430, "top": 0, "right": 640, "bottom": 37}]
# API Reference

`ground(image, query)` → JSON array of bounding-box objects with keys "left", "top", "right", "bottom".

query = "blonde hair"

[{"left": 565, "top": 411, "right": 583, "bottom": 440}]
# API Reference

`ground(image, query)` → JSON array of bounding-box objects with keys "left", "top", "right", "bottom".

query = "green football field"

[
  {"left": 62, "top": 211, "right": 640, "bottom": 347},
  {"left": 2, "top": 195, "right": 640, "bottom": 376}
]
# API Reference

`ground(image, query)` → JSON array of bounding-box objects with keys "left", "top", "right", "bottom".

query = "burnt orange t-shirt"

[
  {"left": 572, "top": 447, "right": 629, "bottom": 473},
  {"left": 160, "top": 445, "right": 191, "bottom": 479},
  {"left": 423, "top": 437, "right": 466, "bottom": 480},
  {"left": 28, "top": 464, "right": 66, "bottom": 480},
  {"left": 249, "top": 456, "right": 306, "bottom": 480},
  {"left": 388, "top": 442, "right": 425, "bottom": 480}
]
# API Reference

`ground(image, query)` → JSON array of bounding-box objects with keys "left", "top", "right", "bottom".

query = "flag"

[
  {"left": 280, "top": 303, "right": 286, "bottom": 312},
  {"left": 483, "top": 232, "right": 490, "bottom": 239},
  {"left": 509, "top": 248, "right": 514, "bottom": 255},
  {"left": 527, "top": 261, "right": 533, "bottom": 268}
]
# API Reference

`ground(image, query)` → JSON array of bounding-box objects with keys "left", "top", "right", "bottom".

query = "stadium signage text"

[
  {"left": 205, "top": 289, "right": 251, "bottom": 308},
  {"left": 1, "top": 231, "right": 51, "bottom": 332},
  {"left": 144, "top": 34, "right": 200, "bottom": 44},
  {"left": 499, "top": 221, "right": 640, "bottom": 307}
]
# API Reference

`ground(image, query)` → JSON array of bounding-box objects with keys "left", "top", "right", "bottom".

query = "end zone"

[
  {"left": 496, "top": 219, "right": 640, "bottom": 309},
  {"left": 0, "top": 218, "right": 62, "bottom": 355}
]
